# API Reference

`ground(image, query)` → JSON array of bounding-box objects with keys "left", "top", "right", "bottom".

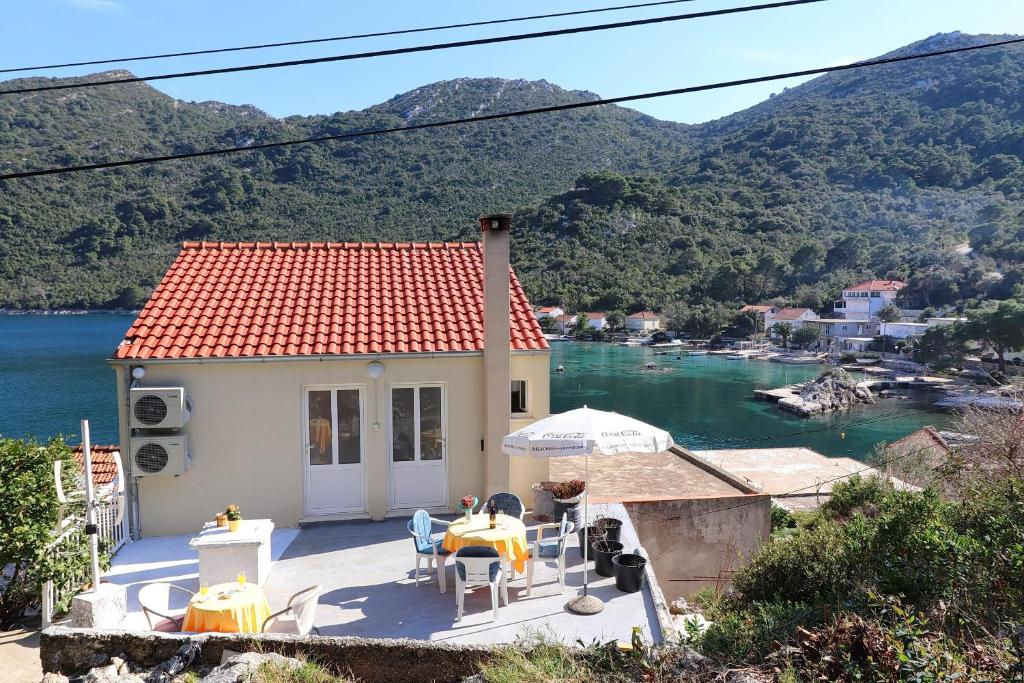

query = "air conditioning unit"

[
  {"left": 129, "top": 387, "right": 192, "bottom": 429},
  {"left": 130, "top": 434, "right": 191, "bottom": 477}
]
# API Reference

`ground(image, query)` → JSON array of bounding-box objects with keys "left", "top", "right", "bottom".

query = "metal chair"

[
  {"left": 454, "top": 546, "right": 509, "bottom": 622},
  {"left": 526, "top": 513, "right": 576, "bottom": 596},
  {"left": 138, "top": 582, "right": 194, "bottom": 632},
  {"left": 261, "top": 584, "right": 323, "bottom": 635},
  {"left": 484, "top": 492, "right": 525, "bottom": 520},
  {"left": 407, "top": 509, "right": 452, "bottom": 593}
]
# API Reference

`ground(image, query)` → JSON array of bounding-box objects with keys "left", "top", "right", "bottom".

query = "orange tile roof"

[
  {"left": 740, "top": 304, "right": 776, "bottom": 314},
  {"left": 113, "top": 242, "right": 548, "bottom": 360},
  {"left": 774, "top": 307, "right": 814, "bottom": 320},
  {"left": 845, "top": 279, "right": 907, "bottom": 292},
  {"left": 71, "top": 445, "right": 121, "bottom": 487},
  {"left": 585, "top": 312, "right": 606, "bottom": 320},
  {"left": 626, "top": 311, "right": 659, "bottom": 319}
]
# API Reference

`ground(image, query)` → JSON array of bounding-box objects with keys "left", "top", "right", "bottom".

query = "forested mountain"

[{"left": 0, "top": 32, "right": 1022, "bottom": 311}]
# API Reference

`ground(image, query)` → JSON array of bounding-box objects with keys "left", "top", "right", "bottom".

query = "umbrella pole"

[{"left": 566, "top": 453, "right": 604, "bottom": 615}]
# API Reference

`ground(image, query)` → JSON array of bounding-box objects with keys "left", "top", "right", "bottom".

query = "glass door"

[
  {"left": 304, "top": 387, "right": 365, "bottom": 515},
  {"left": 389, "top": 384, "right": 447, "bottom": 510}
]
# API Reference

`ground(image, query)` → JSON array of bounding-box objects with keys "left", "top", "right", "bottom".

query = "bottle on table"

[{"left": 488, "top": 501, "right": 497, "bottom": 529}]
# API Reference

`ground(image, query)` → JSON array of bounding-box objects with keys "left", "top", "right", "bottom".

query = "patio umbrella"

[{"left": 502, "top": 406, "right": 674, "bottom": 615}]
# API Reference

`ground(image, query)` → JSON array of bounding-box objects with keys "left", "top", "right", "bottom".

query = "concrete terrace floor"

[
  {"left": 104, "top": 505, "right": 661, "bottom": 645},
  {"left": 263, "top": 505, "right": 661, "bottom": 645}
]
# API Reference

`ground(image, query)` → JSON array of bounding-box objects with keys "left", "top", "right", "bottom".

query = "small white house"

[
  {"left": 534, "top": 306, "right": 564, "bottom": 320},
  {"left": 625, "top": 311, "right": 661, "bottom": 333},
  {"left": 584, "top": 312, "right": 608, "bottom": 331},
  {"left": 108, "top": 216, "right": 552, "bottom": 537},
  {"left": 879, "top": 321, "right": 930, "bottom": 340},
  {"left": 833, "top": 280, "right": 906, "bottom": 319},
  {"left": 766, "top": 307, "right": 818, "bottom": 331}
]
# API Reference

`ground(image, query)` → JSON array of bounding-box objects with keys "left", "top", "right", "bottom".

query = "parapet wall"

[
  {"left": 40, "top": 626, "right": 498, "bottom": 683},
  {"left": 625, "top": 494, "right": 771, "bottom": 602}
]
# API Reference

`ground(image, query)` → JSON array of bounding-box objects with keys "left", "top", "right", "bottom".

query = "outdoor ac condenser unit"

[
  {"left": 129, "top": 387, "right": 192, "bottom": 429},
  {"left": 129, "top": 434, "right": 191, "bottom": 477}
]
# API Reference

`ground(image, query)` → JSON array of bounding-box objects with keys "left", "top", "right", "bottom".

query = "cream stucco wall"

[{"left": 114, "top": 350, "right": 550, "bottom": 537}]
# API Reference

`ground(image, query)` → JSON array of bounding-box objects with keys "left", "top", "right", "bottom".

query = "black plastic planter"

[
  {"left": 593, "top": 540, "right": 624, "bottom": 577},
  {"left": 596, "top": 517, "right": 623, "bottom": 543},
  {"left": 577, "top": 526, "right": 605, "bottom": 561},
  {"left": 612, "top": 553, "right": 647, "bottom": 593}
]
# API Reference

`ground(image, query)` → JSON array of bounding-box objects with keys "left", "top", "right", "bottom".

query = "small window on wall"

[{"left": 511, "top": 380, "right": 528, "bottom": 414}]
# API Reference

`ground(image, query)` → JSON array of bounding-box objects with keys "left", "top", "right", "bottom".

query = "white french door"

[
  {"left": 388, "top": 384, "right": 447, "bottom": 510},
  {"left": 303, "top": 386, "right": 366, "bottom": 515}
]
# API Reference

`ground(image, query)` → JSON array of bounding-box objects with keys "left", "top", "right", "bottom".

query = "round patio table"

[
  {"left": 442, "top": 513, "right": 529, "bottom": 573},
  {"left": 181, "top": 582, "right": 271, "bottom": 633}
]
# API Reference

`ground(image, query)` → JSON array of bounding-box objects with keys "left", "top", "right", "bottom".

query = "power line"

[
  {"left": 0, "top": 0, "right": 826, "bottom": 96},
  {"left": 2, "top": 37, "right": 1022, "bottom": 182},
  {"left": 0, "top": 0, "right": 713, "bottom": 75}
]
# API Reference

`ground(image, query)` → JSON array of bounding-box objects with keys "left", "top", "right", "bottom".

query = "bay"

[
  {"left": 550, "top": 342, "right": 950, "bottom": 459},
  {"left": 0, "top": 316, "right": 950, "bottom": 458}
]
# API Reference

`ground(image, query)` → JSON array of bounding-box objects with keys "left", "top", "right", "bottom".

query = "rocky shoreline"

[{"left": 778, "top": 367, "right": 875, "bottom": 417}]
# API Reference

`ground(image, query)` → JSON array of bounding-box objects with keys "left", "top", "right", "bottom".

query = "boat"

[
  {"left": 687, "top": 350, "right": 708, "bottom": 356},
  {"left": 555, "top": 365, "right": 565, "bottom": 374},
  {"left": 643, "top": 362, "right": 657, "bottom": 369},
  {"left": 618, "top": 339, "right": 643, "bottom": 346},
  {"left": 855, "top": 357, "right": 880, "bottom": 365},
  {"left": 727, "top": 354, "right": 748, "bottom": 360}
]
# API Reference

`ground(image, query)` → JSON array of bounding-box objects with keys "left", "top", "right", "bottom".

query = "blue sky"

[{"left": 6, "top": 0, "right": 1023, "bottom": 123}]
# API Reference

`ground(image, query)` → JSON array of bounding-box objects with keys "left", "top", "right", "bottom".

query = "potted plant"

[
  {"left": 551, "top": 479, "right": 586, "bottom": 527},
  {"left": 578, "top": 523, "right": 605, "bottom": 561},
  {"left": 596, "top": 516, "right": 623, "bottom": 543},
  {"left": 225, "top": 504, "right": 242, "bottom": 532},
  {"left": 612, "top": 552, "right": 647, "bottom": 593},
  {"left": 593, "top": 539, "right": 624, "bottom": 577},
  {"left": 459, "top": 495, "right": 478, "bottom": 522},
  {"left": 531, "top": 482, "right": 558, "bottom": 522}
]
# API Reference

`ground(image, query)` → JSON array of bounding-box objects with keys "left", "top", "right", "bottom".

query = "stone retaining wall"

[{"left": 41, "top": 626, "right": 499, "bottom": 683}]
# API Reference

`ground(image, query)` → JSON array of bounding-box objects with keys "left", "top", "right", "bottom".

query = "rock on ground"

[
  {"left": 200, "top": 652, "right": 303, "bottom": 683},
  {"left": 799, "top": 368, "right": 875, "bottom": 412}
]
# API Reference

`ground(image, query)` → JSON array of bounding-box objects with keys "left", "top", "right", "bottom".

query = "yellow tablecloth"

[
  {"left": 442, "top": 514, "right": 529, "bottom": 573},
  {"left": 182, "top": 582, "right": 271, "bottom": 633}
]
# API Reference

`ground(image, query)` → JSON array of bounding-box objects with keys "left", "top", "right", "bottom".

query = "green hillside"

[{"left": 0, "top": 32, "right": 1022, "bottom": 311}]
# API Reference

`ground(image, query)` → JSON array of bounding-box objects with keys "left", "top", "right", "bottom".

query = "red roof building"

[
  {"left": 71, "top": 445, "right": 121, "bottom": 487},
  {"left": 113, "top": 242, "right": 547, "bottom": 360},
  {"left": 773, "top": 307, "right": 816, "bottom": 321},
  {"left": 844, "top": 279, "right": 907, "bottom": 293}
]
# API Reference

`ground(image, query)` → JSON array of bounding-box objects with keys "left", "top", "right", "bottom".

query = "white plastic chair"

[
  {"left": 526, "top": 513, "right": 576, "bottom": 596},
  {"left": 261, "top": 584, "right": 322, "bottom": 635},
  {"left": 407, "top": 509, "right": 452, "bottom": 593},
  {"left": 454, "top": 546, "right": 509, "bottom": 622},
  {"left": 138, "top": 582, "right": 194, "bottom": 632}
]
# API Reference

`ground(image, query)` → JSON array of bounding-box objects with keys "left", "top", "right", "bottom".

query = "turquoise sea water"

[
  {"left": 0, "top": 314, "right": 132, "bottom": 444},
  {"left": 550, "top": 342, "right": 950, "bottom": 459},
  {"left": 0, "top": 316, "right": 949, "bottom": 458}
]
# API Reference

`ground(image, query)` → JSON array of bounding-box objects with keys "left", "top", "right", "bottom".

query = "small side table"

[{"left": 189, "top": 519, "right": 274, "bottom": 586}]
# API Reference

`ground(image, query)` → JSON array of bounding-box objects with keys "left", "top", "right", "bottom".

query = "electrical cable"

[
  {"left": 0, "top": 0, "right": 826, "bottom": 96},
  {"left": 0, "top": 0, "right": 721, "bottom": 75},
  {"left": 1, "top": 36, "right": 1021, "bottom": 182}
]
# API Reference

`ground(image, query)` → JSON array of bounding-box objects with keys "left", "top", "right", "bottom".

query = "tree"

[
  {"left": 571, "top": 313, "right": 592, "bottom": 336},
  {"left": 663, "top": 302, "right": 690, "bottom": 334},
  {"left": 0, "top": 437, "right": 90, "bottom": 628},
  {"left": 876, "top": 304, "right": 901, "bottom": 323},
  {"left": 772, "top": 321, "right": 794, "bottom": 349},
  {"left": 538, "top": 316, "right": 558, "bottom": 333},
  {"left": 605, "top": 310, "right": 626, "bottom": 331},
  {"left": 684, "top": 301, "right": 731, "bottom": 339},
  {"left": 914, "top": 324, "right": 966, "bottom": 369},
  {"left": 792, "top": 325, "right": 822, "bottom": 350},
  {"left": 960, "top": 300, "right": 1024, "bottom": 372}
]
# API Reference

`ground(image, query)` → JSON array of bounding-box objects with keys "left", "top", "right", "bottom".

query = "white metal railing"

[{"left": 41, "top": 501, "right": 127, "bottom": 628}]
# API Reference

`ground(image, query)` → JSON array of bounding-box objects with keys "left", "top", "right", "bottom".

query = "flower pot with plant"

[
  {"left": 551, "top": 479, "right": 586, "bottom": 527},
  {"left": 459, "top": 495, "right": 478, "bottom": 521},
  {"left": 225, "top": 504, "right": 242, "bottom": 532}
]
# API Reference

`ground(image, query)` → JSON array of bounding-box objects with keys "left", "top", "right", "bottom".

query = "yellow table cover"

[
  {"left": 442, "top": 514, "right": 530, "bottom": 573},
  {"left": 182, "top": 582, "right": 271, "bottom": 634}
]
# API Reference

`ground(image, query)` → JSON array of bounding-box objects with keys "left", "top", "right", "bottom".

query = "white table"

[{"left": 189, "top": 519, "right": 274, "bottom": 587}]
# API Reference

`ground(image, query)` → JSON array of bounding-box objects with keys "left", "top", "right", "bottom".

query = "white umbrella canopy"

[
  {"left": 501, "top": 406, "right": 674, "bottom": 615},
  {"left": 501, "top": 406, "right": 674, "bottom": 458}
]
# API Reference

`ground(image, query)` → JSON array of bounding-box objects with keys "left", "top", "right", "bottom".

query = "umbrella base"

[{"left": 566, "top": 594, "right": 605, "bottom": 615}]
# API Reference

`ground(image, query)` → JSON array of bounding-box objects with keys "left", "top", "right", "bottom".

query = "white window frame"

[{"left": 511, "top": 379, "right": 529, "bottom": 415}]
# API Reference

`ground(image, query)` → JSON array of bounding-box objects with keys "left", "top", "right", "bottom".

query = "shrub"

[
  {"left": 0, "top": 436, "right": 90, "bottom": 628},
  {"left": 695, "top": 593, "right": 814, "bottom": 666}
]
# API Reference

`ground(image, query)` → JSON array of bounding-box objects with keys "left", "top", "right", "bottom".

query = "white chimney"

[{"left": 479, "top": 213, "right": 512, "bottom": 495}]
